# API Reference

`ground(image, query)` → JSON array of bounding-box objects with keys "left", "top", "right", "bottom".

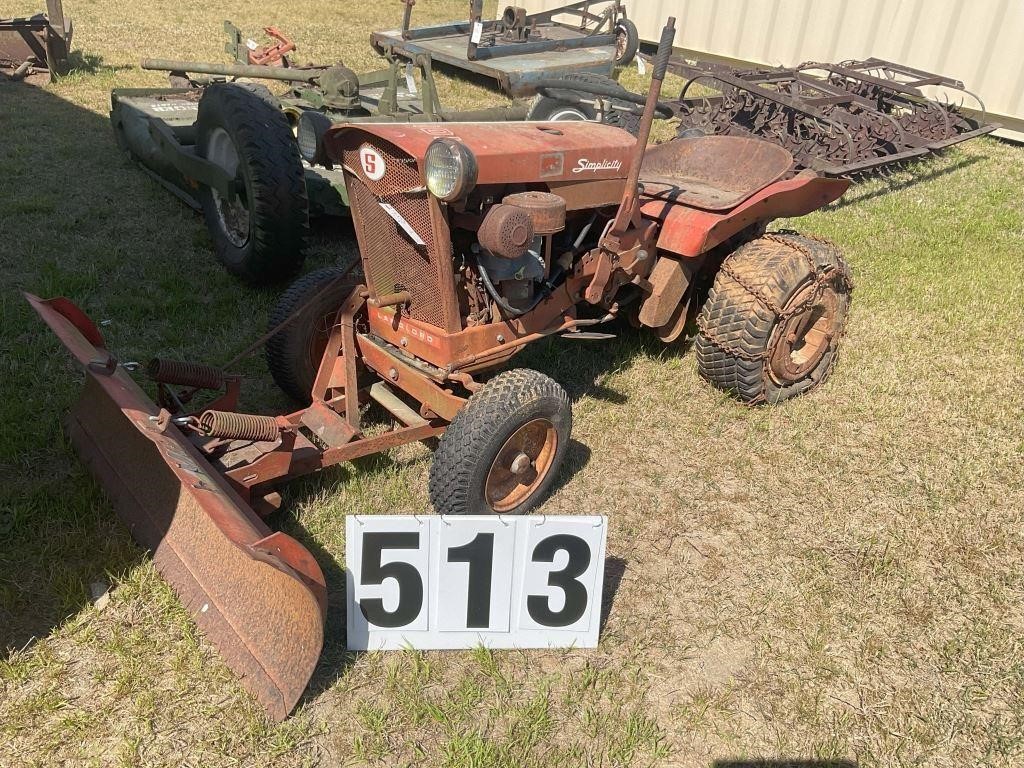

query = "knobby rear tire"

[{"left": 695, "top": 233, "right": 853, "bottom": 404}]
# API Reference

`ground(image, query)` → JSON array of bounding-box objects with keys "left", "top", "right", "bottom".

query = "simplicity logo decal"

[{"left": 572, "top": 158, "right": 623, "bottom": 174}]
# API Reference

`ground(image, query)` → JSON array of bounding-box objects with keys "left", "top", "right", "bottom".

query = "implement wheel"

[
  {"left": 429, "top": 370, "right": 571, "bottom": 516},
  {"left": 613, "top": 18, "right": 640, "bottom": 66},
  {"left": 197, "top": 83, "right": 309, "bottom": 284},
  {"left": 266, "top": 267, "right": 361, "bottom": 404},
  {"left": 695, "top": 233, "right": 853, "bottom": 404},
  {"left": 527, "top": 72, "right": 642, "bottom": 135}
]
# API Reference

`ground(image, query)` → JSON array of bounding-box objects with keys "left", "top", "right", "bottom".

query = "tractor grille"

[{"left": 343, "top": 141, "right": 454, "bottom": 331}]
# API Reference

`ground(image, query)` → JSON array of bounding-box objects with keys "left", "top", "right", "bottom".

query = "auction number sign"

[{"left": 345, "top": 515, "right": 607, "bottom": 650}]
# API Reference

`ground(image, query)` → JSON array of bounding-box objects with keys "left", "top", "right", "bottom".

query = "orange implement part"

[{"left": 25, "top": 293, "right": 326, "bottom": 722}]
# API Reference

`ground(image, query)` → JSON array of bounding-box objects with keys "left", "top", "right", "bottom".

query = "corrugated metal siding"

[{"left": 519, "top": 0, "right": 1024, "bottom": 139}]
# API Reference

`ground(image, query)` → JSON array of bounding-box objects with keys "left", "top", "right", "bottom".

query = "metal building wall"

[{"left": 519, "top": 0, "right": 1024, "bottom": 139}]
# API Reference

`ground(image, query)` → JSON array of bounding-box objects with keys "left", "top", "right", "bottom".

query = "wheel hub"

[
  {"left": 548, "top": 106, "right": 589, "bottom": 121},
  {"left": 484, "top": 419, "right": 558, "bottom": 513},
  {"left": 615, "top": 31, "right": 628, "bottom": 60},
  {"left": 205, "top": 127, "right": 250, "bottom": 249},
  {"left": 509, "top": 452, "right": 533, "bottom": 475},
  {"left": 768, "top": 282, "right": 841, "bottom": 384}
]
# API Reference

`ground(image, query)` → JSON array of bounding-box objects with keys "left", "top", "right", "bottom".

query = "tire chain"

[{"left": 696, "top": 232, "right": 854, "bottom": 363}]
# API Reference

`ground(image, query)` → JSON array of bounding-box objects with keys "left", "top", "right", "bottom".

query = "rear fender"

[
  {"left": 25, "top": 293, "right": 326, "bottom": 722},
  {"left": 641, "top": 173, "right": 849, "bottom": 258}
]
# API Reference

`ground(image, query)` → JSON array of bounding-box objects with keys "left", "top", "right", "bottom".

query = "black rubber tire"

[
  {"left": 694, "top": 233, "right": 853, "bottom": 405},
  {"left": 266, "top": 267, "right": 360, "bottom": 404},
  {"left": 613, "top": 19, "right": 640, "bottom": 67},
  {"left": 428, "top": 370, "right": 572, "bottom": 516},
  {"left": 527, "top": 72, "right": 642, "bottom": 135},
  {"left": 196, "top": 82, "right": 309, "bottom": 284}
]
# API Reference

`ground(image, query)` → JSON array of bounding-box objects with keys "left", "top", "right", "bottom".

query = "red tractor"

[{"left": 27, "top": 19, "right": 852, "bottom": 720}]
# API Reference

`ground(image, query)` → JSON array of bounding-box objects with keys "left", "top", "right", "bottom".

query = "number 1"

[{"left": 447, "top": 532, "right": 494, "bottom": 628}]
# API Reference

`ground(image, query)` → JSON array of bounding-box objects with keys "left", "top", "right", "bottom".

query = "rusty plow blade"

[{"left": 25, "top": 293, "right": 326, "bottom": 721}]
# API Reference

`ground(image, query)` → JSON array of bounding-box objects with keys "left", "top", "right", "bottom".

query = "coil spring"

[
  {"left": 147, "top": 358, "right": 224, "bottom": 390},
  {"left": 197, "top": 411, "right": 280, "bottom": 442}
]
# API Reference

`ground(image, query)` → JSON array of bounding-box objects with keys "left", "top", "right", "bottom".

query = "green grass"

[{"left": 2, "top": 1, "right": 1024, "bottom": 766}]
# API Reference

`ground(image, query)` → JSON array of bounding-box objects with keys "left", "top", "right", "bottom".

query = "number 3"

[{"left": 527, "top": 534, "right": 591, "bottom": 627}]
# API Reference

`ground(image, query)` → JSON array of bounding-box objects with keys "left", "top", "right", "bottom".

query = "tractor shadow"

[{"left": 1, "top": 76, "right": 153, "bottom": 657}]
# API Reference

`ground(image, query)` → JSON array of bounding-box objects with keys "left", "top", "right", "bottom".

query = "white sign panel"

[{"left": 346, "top": 515, "right": 608, "bottom": 650}]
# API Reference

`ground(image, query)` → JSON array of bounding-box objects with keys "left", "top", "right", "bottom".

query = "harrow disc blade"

[{"left": 25, "top": 293, "right": 326, "bottom": 722}]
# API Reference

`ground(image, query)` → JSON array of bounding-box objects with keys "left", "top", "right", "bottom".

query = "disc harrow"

[{"left": 668, "top": 57, "right": 997, "bottom": 177}]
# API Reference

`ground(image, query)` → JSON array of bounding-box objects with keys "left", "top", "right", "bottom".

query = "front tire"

[
  {"left": 429, "top": 370, "right": 572, "bottom": 516},
  {"left": 695, "top": 233, "right": 853, "bottom": 404},
  {"left": 266, "top": 267, "right": 361, "bottom": 404},
  {"left": 196, "top": 82, "right": 309, "bottom": 284}
]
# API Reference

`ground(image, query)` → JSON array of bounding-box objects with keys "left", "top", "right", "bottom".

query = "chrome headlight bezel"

[{"left": 424, "top": 138, "right": 478, "bottom": 202}]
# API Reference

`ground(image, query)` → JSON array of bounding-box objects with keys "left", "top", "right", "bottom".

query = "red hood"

[{"left": 324, "top": 121, "right": 636, "bottom": 185}]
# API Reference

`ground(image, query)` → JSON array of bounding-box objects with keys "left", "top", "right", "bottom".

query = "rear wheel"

[
  {"left": 266, "top": 267, "right": 361, "bottom": 404},
  {"left": 694, "top": 233, "right": 853, "bottom": 404},
  {"left": 429, "top": 370, "right": 571, "bottom": 516},
  {"left": 197, "top": 82, "right": 308, "bottom": 284}
]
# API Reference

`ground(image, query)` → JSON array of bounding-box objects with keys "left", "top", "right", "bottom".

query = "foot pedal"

[
  {"left": 369, "top": 382, "right": 427, "bottom": 427},
  {"left": 300, "top": 402, "right": 358, "bottom": 447}
]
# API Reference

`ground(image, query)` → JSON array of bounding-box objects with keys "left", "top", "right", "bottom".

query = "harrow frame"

[{"left": 668, "top": 56, "right": 997, "bottom": 177}]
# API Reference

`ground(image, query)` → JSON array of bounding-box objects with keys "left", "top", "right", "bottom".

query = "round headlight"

[
  {"left": 424, "top": 138, "right": 478, "bottom": 202},
  {"left": 297, "top": 110, "right": 334, "bottom": 165}
]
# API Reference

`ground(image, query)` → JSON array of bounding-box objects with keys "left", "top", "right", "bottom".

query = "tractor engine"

[{"left": 471, "top": 191, "right": 566, "bottom": 315}]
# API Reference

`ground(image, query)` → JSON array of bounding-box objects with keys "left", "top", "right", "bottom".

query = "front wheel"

[
  {"left": 694, "top": 233, "right": 854, "bottom": 404},
  {"left": 429, "top": 370, "right": 572, "bottom": 516},
  {"left": 266, "top": 267, "right": 361, "bottom": 404}
]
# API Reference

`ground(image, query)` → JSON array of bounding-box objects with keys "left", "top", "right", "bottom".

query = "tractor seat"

[{"left": 640, "top": 135, "right": 795, "bottom": 211}]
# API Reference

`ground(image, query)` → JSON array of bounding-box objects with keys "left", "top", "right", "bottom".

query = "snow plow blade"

[{"left": 25, "top": 293, "right": 326, "bottom": 722}]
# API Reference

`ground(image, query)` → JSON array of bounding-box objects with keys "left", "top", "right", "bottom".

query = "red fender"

[{"left": 641, "top": 172, "right": 850, "bottom": 257}]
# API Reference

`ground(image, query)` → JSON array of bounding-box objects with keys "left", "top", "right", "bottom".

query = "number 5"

[{"left": 359, "top": 532, "right": 423, "bottom": 628}]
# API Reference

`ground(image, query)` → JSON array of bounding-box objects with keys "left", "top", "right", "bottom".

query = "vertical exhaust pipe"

[{"left": 607, "top": 17, "right": 677, "bottom": 237}]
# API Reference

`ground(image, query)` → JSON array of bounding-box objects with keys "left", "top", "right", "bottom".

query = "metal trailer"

[
  {"left": 667, "top": 56, "right": 998, "bottom": 177},
  {"left": 370, "top": 0, "right": 639, "bottom": 95},
  {"left": 0, "top": 0, "right": 72, "bottom": 80}
]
